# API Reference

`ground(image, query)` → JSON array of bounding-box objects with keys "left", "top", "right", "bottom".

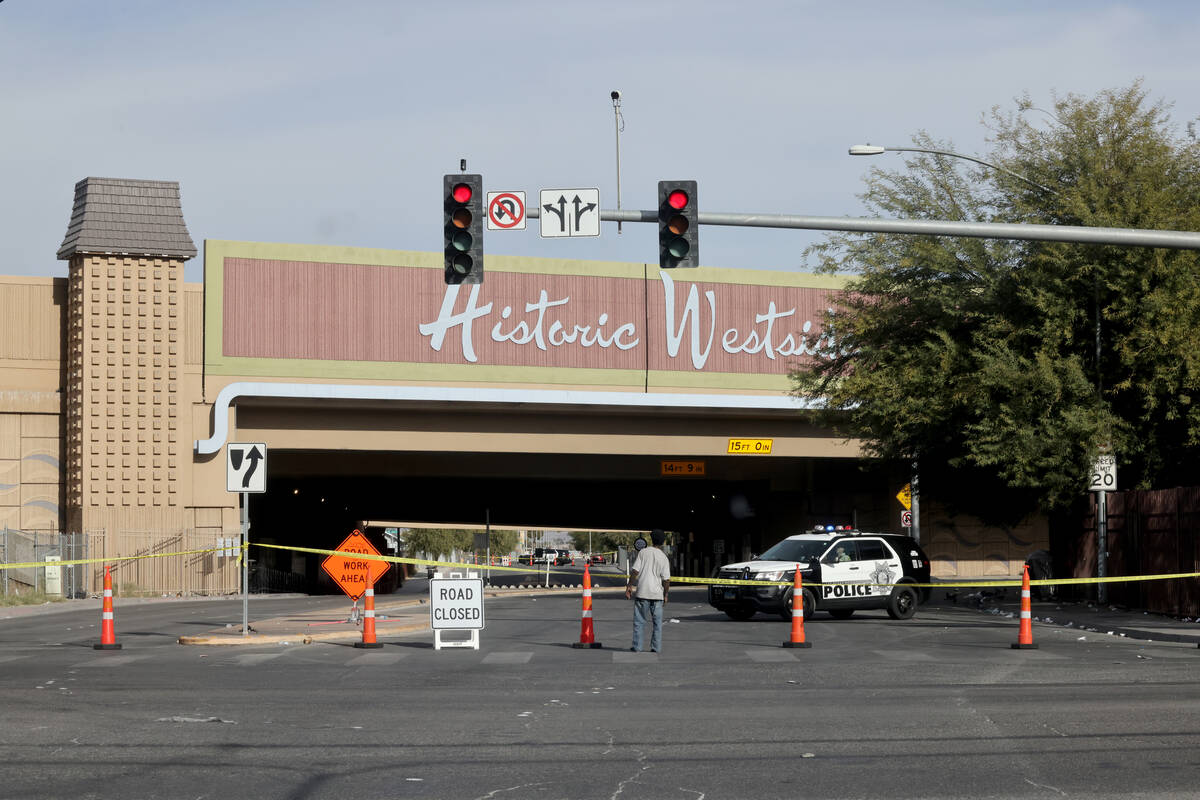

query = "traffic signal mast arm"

[{"left": 524, "top": 206, "right": 1200, "bottom": 250}]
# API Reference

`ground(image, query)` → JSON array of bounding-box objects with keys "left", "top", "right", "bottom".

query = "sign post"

[
  {"left": 227, "top": 443, "right": 267, "bottom": 637},
  {"left": 1089, "top": 453, "right": 1117, "bottom": 605}
]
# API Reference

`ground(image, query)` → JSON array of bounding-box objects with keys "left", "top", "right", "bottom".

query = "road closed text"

[{"left": 433, "top": 606, "right": 482, "bottom": 622}]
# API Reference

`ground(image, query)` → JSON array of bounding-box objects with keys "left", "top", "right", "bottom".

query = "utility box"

[{"left": 44, "top": 555, "right": 62, "bottom": 597}]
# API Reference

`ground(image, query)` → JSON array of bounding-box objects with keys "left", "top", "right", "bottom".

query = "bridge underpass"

[{"left": 240, "top": 449, "right": 901, "bottom": 593}]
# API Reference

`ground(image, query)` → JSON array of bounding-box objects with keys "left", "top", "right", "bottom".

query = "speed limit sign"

[{"left": 1089, "top": 454, "right": 1117, "bottom": 492}]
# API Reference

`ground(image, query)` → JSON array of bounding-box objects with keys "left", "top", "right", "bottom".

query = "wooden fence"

[{"left": 1059, "top": 487, "right": 1200, "bottom": 617}]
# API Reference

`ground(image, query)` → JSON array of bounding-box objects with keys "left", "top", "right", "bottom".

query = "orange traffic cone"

[
  {"left": 94, "top": 565, "right": 122, "bottom": 650},
  {"left": 782, "top": 564, "right": 811, "bottom": 648},
  {"left": 354, "top": 586, "right": 383, "bottom": 649},
  {"left": 1011, "top": 563, "right": 1038, "bottom": 649},
  {"left": 572, "top": 564, "right": 602, "bottom": 649}
]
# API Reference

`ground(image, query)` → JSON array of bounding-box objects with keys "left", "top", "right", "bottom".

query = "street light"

[{"left": 849, "top": 144, "right": 1057, "bottom": 195}]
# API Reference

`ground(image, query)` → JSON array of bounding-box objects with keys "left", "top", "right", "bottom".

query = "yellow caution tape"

[
  {"left": 0, "top": 544, "right": 243, "bottom": 572},
  {"left": 252, "top": 542, "right": 581, "bottom": 575},
  {"left": 5, "top": 539, "right": 1199, "bottom": 591},
  {"left": 673, "top": 572, "right": 1200, "bottom": 589}
]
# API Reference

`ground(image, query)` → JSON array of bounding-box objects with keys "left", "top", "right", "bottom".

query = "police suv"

[{"left": 708, "top": 527, "right": 931, "bottom": 621}]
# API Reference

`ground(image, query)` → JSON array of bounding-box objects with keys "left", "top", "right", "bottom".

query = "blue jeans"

[{"left": 632, "top": 598, "right": 663, "bottom": 652}]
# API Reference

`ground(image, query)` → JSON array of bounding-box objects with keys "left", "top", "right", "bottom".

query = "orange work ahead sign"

[{"left": 321, "top": 530, "right": 391, "bottom": 601}]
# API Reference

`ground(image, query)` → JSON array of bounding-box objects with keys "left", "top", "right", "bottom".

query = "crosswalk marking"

[
  {"left": 482, "top": 652, "right": 533, "bottom": 665},
  {"left": 73, "top": 655, "right": 148, "bottom": 668},
  {"left": 745, "top": 649, "right": 798, "bottom": 662},
  {"left": 231, "top": 652, "right": 289, "bottom": 666},
  {"left": 870, "top": 650, "right": 936, "bottom": 662},
  {"left": 345, "top": 652, "right": 407, "bottom": 666}
]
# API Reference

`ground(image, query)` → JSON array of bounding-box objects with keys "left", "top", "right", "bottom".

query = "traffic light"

[
  {"left": 443, "top": 174, "right": 483, "bottom": 284},
  {"left": 658, "top": 180, "right": 698, "bottom": 268}
]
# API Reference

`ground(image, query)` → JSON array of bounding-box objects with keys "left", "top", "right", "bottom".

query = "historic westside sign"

[
  {"left": 320, "top": 530, "right": 391, "bottom": 601},
  {"left": 209, "top": 243, "right": 845, "bottom": 385}
]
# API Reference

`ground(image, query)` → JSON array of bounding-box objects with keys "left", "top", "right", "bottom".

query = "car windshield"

[{"left": 758, "top": 538, "right": 829, "bottom": 562}]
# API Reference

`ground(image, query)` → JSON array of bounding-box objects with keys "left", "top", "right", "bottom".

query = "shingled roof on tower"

[{"left": 57, "top": 177, "right": 197, "bottom": 260}]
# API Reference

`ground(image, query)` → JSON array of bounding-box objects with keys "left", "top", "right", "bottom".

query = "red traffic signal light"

[
  {"left": 667, "top": 189, "right": 689, "bottom": 210},
  {"left": 658, "top": 180, "right": 698, "bottom": 268},
  {"left": 444, "top": 174, "right": 483, "bottom": 284}
]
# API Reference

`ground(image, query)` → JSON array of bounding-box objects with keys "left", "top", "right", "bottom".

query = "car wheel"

[
  {"left": 724, "top": 607, "right": 756, "bottom": 621},
  {"left": 779, "top": 588, "right": 816, "bottom": 621},
  {"left": 829, "top": 609, "right": 855, "bottom": 620},
  {"left": 887, "top": 585, "right": 918, "bottom": 620}
]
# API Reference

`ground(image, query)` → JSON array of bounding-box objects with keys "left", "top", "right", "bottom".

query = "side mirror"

[{"left": 821, "top": 554, "right": 837, "bottom": 565}]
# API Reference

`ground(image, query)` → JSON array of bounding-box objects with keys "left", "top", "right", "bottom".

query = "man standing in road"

[{"left": 625, "top": 529, "right": 671, "bottom": 653}]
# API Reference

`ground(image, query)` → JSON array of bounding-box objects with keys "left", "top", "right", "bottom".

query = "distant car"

[
  {"left": 534, "top": 548, "right": 564, "bottom": 565},
  {"left": 709, "top": 527, "right": 931, "bottom": 621},
  {"left": 590, "top": 554, "right": 605, "bottom": 565},
  {"left": 557, "top": 549, "right": 573, "bottom": 565}
]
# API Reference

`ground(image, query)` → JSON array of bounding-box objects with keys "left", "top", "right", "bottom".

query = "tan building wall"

[
  {"left": 63, "top": 254, "right": 187, "bottom": 534},
  {"left": 0, "top": 276, "right": 64, "bottom": 533}
]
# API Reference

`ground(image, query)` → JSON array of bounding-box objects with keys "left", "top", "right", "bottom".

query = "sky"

[{"left": 3, "top": 1, "right": 1199, "bottom": 284}]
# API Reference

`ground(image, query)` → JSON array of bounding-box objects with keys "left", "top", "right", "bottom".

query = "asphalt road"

[{"left": 2, "top": 586, "right": 1199, "bottom": 799}]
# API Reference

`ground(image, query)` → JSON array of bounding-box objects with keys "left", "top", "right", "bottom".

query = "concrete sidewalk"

[{"left": 925, "top": 587, "right": 1200, "bottom": 646}]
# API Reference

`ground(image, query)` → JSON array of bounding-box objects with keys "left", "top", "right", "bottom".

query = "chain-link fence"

[
  {"left": 1, "top": 529, "right": 90, "bottom": 599},
  {"left": 89, "top": 530, "right": 243, "bottom": 597},
  {"left": 2, "top": 528, "right": 243, "bottom": 598}
]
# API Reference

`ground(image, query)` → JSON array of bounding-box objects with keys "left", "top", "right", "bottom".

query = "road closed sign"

[{"left": 429, "top": 577, "right": 485, "bottom": 630}]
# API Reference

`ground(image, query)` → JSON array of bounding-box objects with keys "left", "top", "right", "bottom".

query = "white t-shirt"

[{"left": 631, "top": 547, "right": 670, "bottom": 600}]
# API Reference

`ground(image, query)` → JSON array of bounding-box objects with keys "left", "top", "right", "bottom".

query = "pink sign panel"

[{"left": 222, "top": 258, "right": 838, "bottom": 376}]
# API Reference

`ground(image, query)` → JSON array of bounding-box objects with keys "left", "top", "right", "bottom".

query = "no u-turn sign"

[{"left": 487, "top": 191, "right": 526, "bottom": 230}]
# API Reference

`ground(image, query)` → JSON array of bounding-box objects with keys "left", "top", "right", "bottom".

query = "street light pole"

[{"left": 851, "top": 141, "right": 1109, "bottom": 602}]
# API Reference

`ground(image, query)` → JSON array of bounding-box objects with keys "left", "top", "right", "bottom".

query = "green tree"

[
  {"left": 792, "top": 83, "right": 1200, "bottom": 520},
  {"left": 399, "top": 528, "right": 472, "bottom": 560},
  {"left": 569, "top": 530, "right": 667, "bottom": 554},
  {"left": 481, "top": 529, "right": 518, "bottom": 555}
]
